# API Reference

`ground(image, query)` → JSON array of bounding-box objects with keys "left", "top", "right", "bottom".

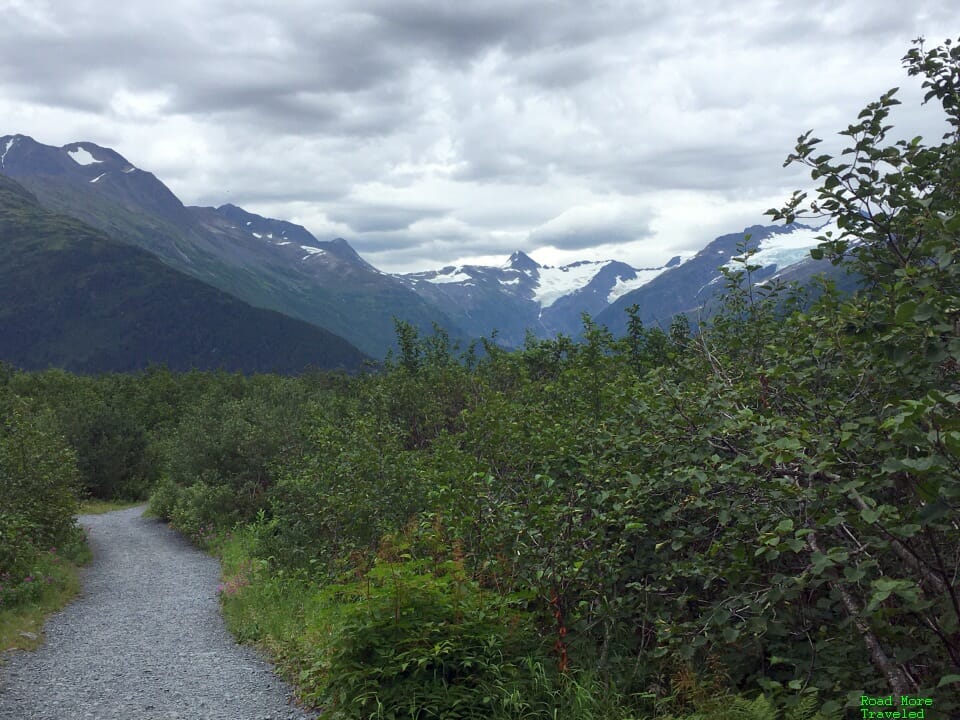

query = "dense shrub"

[
  {"left": 0, "top": 394, "right": 82, "bottom": 597},
  {"left": 261, "top": 412, "right": 426, "bottom": 572},
  {"left": 69, "top": 403, "right": 155, "bottom": 499},
  {"left": 7, "top": 368, "right": 169, "bottom": 499},
  {"left": 303, "top": 556, "right": 540, "bottom": 716},
  {"left": 155, "top": 375, "right": 309, "bottom": 527}
]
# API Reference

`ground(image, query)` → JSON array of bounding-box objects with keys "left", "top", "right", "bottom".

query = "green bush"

[
  {"left": 0, "top": 512, "right": 39, "bottom": 581},
  {"left": 158, "top": 376, "right": 308, "bottom": 525},
  {"left": 168, "top": 481, "right": 237, "bottom": 545},
  {"left": 296, "top": 544, "right": 545, "bottom": 718},
  {"left": 0, "top": 395, "right": 82, "bottom": 602},
  {"left": 8, "top": 369, "right": 164, "bottom": 500},
  {"left": 262, "top": 414, "right": 424, "bottom": 573},
  {"left": 0, "top": 399, "right": 79, "bottom": 554},
  {"left": 70, "top": 404, "right": 155, "bottom": 500},
  {"left": 147, "top": 474, "right": 181, "bottom": 521},
  {"left": 657, "top": 692, "right": 828, "bottom": 720}
]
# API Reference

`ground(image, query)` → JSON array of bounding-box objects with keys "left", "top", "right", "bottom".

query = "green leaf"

[
  {"left": 776, "top": 519, "right": 795, "bottom": 533},
  {"left": 942, "top": 431, "right": 960, "bottom": 457},
  {"left": 938, "top": 674, "right": 960, "bottom": 687},
  {"left": 913, "top": 303, "right": 936, "bottom": 321},
  {"left": 843, "top": 566, "right": 866, "bottom": 582},
  {"left": 918, "top": 498, "right": 950, "bottom": 525},
  {"left": 860, "top": 507, "right": 881, "bottom": 524},
  {"left": 810, "top": 553, "right": 835, "bottom": 575},
  {"left": 895, "top": 300, "right": 918, "bottom": 323}
]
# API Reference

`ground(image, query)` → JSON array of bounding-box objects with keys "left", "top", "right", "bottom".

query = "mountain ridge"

[
  {"left": 395, "top": 250, "right": 694, "bottom": 343},
  {"left": 0, "top": 173, "right": 368, "bottom": 373},
  {"left": 0, "top": 133, "right": 458, "bottom": 357},
  {"left": 1, "top": 132, "right": 848, "bottom": 354}
]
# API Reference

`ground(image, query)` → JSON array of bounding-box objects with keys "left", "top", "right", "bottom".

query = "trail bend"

[{"left": 0, "top": 506, "right": 316, "bottom": 720}]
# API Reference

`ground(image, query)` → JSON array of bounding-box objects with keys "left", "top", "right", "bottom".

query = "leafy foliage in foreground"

[
  {"left": 165, "top": 38, "right": 958, "bottom": 716},
  {"left": 0, "top": 384, "right": 88, "bottom": 616}
]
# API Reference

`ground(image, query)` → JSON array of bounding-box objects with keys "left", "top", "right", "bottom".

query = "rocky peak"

[{"left": 505, "top": 250, "right": 540, "bottom": 273}]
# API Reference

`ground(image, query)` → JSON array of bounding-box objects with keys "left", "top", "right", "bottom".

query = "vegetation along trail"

[{"left": 0, "top": 506, "right": 316, "bottom": 720}]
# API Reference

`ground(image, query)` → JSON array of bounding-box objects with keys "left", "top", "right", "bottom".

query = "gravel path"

[{"left": 0, "top": 506, "right": 317, "bottom": 720}]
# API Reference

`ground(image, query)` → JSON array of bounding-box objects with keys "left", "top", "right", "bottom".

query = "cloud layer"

[{"left": 0, "top": 0, "right": 954, "bottom": 271}]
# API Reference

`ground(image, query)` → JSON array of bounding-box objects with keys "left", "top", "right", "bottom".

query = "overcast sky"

[{"left": 1, "top": 1, "right": 954, "bottom": 272}]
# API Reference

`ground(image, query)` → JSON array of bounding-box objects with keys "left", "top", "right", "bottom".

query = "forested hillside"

[
  {"left": 2, "top": 38, "right": 958, "bottom": 718},
  {"left": 0, "top": 174, "right": 368, "bottom": 373},
  {"left": 0, "top": 136, "right": 463, "bottom": 359}
]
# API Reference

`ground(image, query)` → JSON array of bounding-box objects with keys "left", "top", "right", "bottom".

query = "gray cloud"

[
  {"left": 0, "top": 0, "right": 955, "bottom": 272},
  {"left": 327, "top": 204, "right": 449, "bottom": 233},
  {"left": 528, "top": 203, "right": 654, "bottom": 251}
]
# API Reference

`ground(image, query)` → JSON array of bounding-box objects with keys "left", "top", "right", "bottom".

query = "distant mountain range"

[
  {"left": 0, "top": 134, "right": 454, "bottom": 358},
  {"left": 0, "top": 133, "right": 852, "bottom": 372},
  {"left": 395, "top": 251, "right": 687, "bottom": 346},
  {"left": 0, "top": 174, "right": 367, "bottom": 373},
  {"left": 596, "top": 223, "right": 856, "bottom": 336}
]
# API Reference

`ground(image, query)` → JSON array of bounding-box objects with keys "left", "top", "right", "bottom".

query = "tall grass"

[{"left": 0, "top": 534, "right": 91, "bottom": 655}]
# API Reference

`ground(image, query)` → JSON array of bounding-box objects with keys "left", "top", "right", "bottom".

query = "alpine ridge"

[
  {"left": 0, "top": 134, "right": 457, "bottom": 358},
  {"left": 1, "top": 133, "right": 847, "bottom": 356},
  {"left": 0, "top": 173, "right": 368, "bottom": 373},
  {"left": 395, "top": 252, "right": 690, "bottom": 345}
]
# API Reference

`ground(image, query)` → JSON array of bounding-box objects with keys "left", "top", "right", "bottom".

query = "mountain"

[
  {"left": 0, "top": 173, "right": 367, "bottom": 374},
  {"left": 1, "top": 134, "right": 851, "bottom": 354},
  {"left": 595, "top": 223, "right": 847, "bottom": 335},
  {"left": 396, "top": 251, "right": 685, "bottom": 345},
  {"left": 398, "top": 223, "right": 846, "bottom": 344},
  {"left": 0, "top": 134, "right": 458, "bottom": 357}
]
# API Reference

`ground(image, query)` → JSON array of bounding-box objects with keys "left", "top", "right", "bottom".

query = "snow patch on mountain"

[
  {"left": 607, "top": 268, "right": 670, "bottom": 303},
  {"left": 1, "top": 137, "right": 15, "bottom": 167},
  {"left": 724, "top": 224, "right": 831, "bottom": 272},
  {"left": 534, "top": 262, "right": 605, "bottom": 308},
  {"left": 90, "top": 173, "right": 107, "bottom": 183},
  {"left": 123, "top": 166, "right": 136, "bottom": 173},
  {"left": 426, "top": 268, "right": 472, "bottom": 284},
  {"left": 607, "top": 254, "right": 695, "bottom": 303},
  {"left": 300, "top": 245, "right": 325, "bottom": 255},
  {"left": 67, "top": 146, "right": 101, "bottom": 166}
]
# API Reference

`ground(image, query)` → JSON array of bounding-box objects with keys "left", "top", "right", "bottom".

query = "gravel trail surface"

[{"left": 0, "top": 506, "right": 317, "bottom": 719}]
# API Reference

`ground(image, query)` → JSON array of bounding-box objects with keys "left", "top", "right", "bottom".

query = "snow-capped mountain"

[
  {"left": 1, "top": 134, "right": 189, "bottom": 228},
  {"left": 2, "top": 133, "right": 847, "bottom": 355},
  {"left": 0, "top": 134, "right": 456, "bottom": 358},
  {"left": 722, "top": 224, "right": 830, "bottom": 275},
  {"left": 596, "top": 223, "right": 838, "bottom": 335},
  {"left": 397, "top": 223, "right": 837, "bottom": 345},
  {"left": 396, "top": 251, "right": 687, "bottom": 344}
]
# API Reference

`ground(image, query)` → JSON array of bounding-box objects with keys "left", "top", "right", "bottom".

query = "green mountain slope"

[
  {"left": 0, "top": 175, "right": 368, "bottom": 373},
  {"left": 0, "top": 135, "right": 462, "bottom": 357}
]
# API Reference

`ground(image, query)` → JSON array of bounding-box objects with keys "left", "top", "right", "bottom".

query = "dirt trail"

[{"left": 0, "top": 506, "right": 315, "bottom": 720}]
